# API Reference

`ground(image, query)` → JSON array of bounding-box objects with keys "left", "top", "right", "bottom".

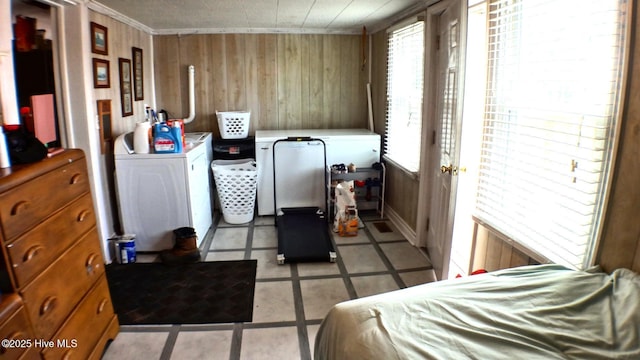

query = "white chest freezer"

[
  {"left": 114, "top": 132, "right": 213, "bottom": 251},
  {"left": 255, "top": 129, "right": 380, "bottom": 216}
]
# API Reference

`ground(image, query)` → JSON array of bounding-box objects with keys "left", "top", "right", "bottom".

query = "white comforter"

[{"left": 314, "top": 264, "right": 640, "bottom": 359}]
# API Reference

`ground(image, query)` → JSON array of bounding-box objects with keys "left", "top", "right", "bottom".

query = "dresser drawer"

[
  {"left": 0, "top": 159, "right": 90, "bottom": 241},
  {"left": 0, "top": 294, "right": 36, "bottom": 360},
  {"left": 7, "top": 193, "right": 97, "bottom": 288},
  {"left": 42, "top": 275, "right": 115, "bottom": 360},
  {"left": 86, "top": 315, "right": 119, "bottom": 360},
  {"left": 21, "top": 231, "right": 105, "bottom": 340},
  {"left": 17, "top": 346, "right": 39, "bottom": 360}
]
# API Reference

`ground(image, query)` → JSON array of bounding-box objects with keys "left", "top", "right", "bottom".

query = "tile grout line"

[
  {"left": 229, "top": 323, "right": 244, "bottom": 360},
  {"left": 291, "top": 263, "right": 312, "bottom": 360},
  {"left": 362, "top": 223, "right": 408, "bottom": 289},
  {"left": 232, "top": 219, "right": 255, "bottom": 359},
  {"left": 244, "top": 221, "right": 255, "bottom": 260},
  {"left": 331, "top": 233, "right": 359, "bottom": 300},
  {"left": 200, "top": 213, "right": 220, "bottom": 255},
  {"left": 158, "top": 324, "right": 181, "bottom": 360}
]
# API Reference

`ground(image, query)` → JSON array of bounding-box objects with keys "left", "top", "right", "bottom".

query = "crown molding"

[
  {"left": 85, "top": 0, "right": 153, "bottom": 34},
  {"left": 151, "top": 27, "right": 361, "bottom": 36}
]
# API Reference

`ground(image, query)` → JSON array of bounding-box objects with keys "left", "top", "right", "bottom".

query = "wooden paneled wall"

[
  {"left": 89, "top": 11, "right": 152, "bottom": 136},
  {"left": 597, "top": 6, "right": 640, "bottom": 274},
  {"left": 89, "top": 11, "right": 153, "bottom": 235},
  {"left": 370, "top": 31, "right": 387, "bottom": 136},
  {"left": 153, "top": 33, "right": 369, "bottom": 136},
  {"left": 384, "top": 164, "right": 420, "bottom": 230},
  {"left": 470, "top": 221, "right": 538, "bottom": 272}
]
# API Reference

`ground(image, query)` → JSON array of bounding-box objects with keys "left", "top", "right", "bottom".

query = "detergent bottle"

[
  {"left": 171, "top": 121, "right": 183, "bottom": 153},
  {"left": 153, "top": 122, "right": 180, "bottom": 153}
]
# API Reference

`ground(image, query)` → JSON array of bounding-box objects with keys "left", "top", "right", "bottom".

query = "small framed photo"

[
  {"left": 91, "top": 22, "right": 108, "bottom": 55},
  {"left": 119, "top": 58, "right": 133, "bottom": 117},
  {"left": 132, "top": 47, "right": 144, "bottom": 100},
  {"left": 92, "top": 58, "right": 110, "bottom": 88}
]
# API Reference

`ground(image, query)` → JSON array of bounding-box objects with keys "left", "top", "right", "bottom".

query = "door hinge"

[
  {"left": 426, "top": 217, "right": 430, "bottom": 231},
  {"left": 432, "top": 130, "right": 436, "bottom": 145},
  {"left": 436, "top": 35, "right": 440, "bottom": 51}
]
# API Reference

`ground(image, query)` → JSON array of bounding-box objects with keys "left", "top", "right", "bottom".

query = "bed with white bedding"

[{"left": 314, "top": 264, "right": 640, "bottom": 360}]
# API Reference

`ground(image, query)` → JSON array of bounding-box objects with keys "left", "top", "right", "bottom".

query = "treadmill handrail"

[
  {"left": 272, "top": 137, "right": 328, "bottom": 221},
  {"left": 286, "top": 136, "right": 313, "bottom": 141}
]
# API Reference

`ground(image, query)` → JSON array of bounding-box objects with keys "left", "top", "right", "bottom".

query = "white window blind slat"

[
  {"left": 475, "top": 0, "right": 628, "bottom": 269},
  {"left": 385, "top": 21, "right": 425, "bottom": 173}
]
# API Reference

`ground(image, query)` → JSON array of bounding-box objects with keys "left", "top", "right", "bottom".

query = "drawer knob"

[
  {"left": 77, "top": 209, "right": 91, "bottom": 222},
  {"left": 97, "top": 298, "right": 108, "bottom": 314},
  {"left": 10, "top": 200, "right": 30, "bottom": 216},
  {"left": 86, "top": 253, "right": 99, "bottom": 274},
  {"left": 69, "top": 173, "right": 82, "bottom": 185},
  {"left": 40, "top": 296, "right": 58, "bottom": 316},
  {"left": 23, "top": 245, "right": 44, "bottom": 263}
]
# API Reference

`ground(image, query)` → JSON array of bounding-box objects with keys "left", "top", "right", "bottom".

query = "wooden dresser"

[{"left": 0, "top": 149, "right": 119, "bottom": 359}]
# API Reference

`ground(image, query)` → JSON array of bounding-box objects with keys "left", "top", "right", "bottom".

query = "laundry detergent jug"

[{"left": 153, "top": 122, "right": 182, "bottom": 153}]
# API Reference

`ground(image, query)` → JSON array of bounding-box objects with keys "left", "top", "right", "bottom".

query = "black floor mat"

[{"left": 105, "top": 260, "right": 257, "bottom": 325}]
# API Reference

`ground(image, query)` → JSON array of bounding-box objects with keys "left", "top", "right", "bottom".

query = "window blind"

[
  {"left": 385, "top": 21, "right": 425, "bottom": 173},
  {"left": 475, "top": 0, "right": 628, "bottom": 269}
]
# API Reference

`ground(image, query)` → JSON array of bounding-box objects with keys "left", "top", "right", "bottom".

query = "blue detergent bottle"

[
  {"left": 172, "top": 121, "right": 183, "bottom": 153},
  {"left": 153, "top": 122, "right": 181, "bottom": 153}
]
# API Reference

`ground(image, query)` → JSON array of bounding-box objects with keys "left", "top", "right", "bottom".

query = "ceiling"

[{"left": 89, "top": 0, "right": 428, "bottom": 35}]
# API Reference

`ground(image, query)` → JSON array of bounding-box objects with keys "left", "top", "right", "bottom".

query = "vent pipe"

[{"left": 183, "top": 65, "right": 195, "bottom": 123}]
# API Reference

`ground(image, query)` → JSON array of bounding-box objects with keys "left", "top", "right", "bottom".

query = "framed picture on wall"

[
  {"left": 92, "top": 58, "right": 110, "bottom": 88},
  {"left": 90, "top": 22, "right": 108, "bottom": 55},
  {"left": 97, "top": 99, "right": 112, "bottom": 154},
  {"left": 132, "top": 47, "right": 144, "bottom": 100},
  {"left": 119, "top": 58, "right": 133, "bottom": 117}
]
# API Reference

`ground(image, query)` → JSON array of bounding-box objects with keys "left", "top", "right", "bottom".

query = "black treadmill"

[{"left": 272, "top": 137, "right": 336, "bottom": 264}]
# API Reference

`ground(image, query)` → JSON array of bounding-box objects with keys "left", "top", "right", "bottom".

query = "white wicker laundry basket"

[
  {"left": 216, "top": 111, "right": 250, "bottom": 139},
  {"left": 211, "top": 159, "right": 257, "bottom": 224}
]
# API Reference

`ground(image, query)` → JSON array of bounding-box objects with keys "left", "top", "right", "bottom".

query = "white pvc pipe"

[{"left": 183, "top": 65, "right": 196, "bottom": 123}]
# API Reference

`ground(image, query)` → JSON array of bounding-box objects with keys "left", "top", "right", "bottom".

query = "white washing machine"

[{"left": 113, "top": 132, "right": 213, "bottom": 251}]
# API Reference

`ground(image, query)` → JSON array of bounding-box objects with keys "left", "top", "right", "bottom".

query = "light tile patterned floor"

[{"left": 102, "top": 212, "right": 435, "bottom": 360}]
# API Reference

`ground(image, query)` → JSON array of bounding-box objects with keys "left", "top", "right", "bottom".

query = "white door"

[{"left": 420, "top": 0, "right": 466, "bottom": 280}]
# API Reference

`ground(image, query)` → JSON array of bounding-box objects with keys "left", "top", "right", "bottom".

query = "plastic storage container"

[
  {"left": 211, "top": 159, "right": 257, "bottom": 224},
  {"left": 109, "top": 235, "right": 137, "bottom": 264},
  {"left": 216, "top": 111, "right": 250, "bottom": 139},
  {"left": 134, "top": 121, "right": 151, "bottom": 154},
  {"left": 213, "top": 136, "right": 255, "bottom": 160}
]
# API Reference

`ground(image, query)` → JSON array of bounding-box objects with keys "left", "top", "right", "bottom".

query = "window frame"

[
  {"left": 473, "top": 0, "right": 630, "bottom": 269},
  {"left": 384, "top": 18, "right": 426, "bottom": 175}
]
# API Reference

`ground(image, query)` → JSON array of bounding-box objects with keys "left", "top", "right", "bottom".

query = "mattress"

[{"left": 314, "top": 264, "right": 640, "bottom": 360}]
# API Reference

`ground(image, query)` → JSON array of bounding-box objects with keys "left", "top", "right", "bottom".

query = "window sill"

[{"left": 382, "top": 155, "right": 419, "bottom": 181}]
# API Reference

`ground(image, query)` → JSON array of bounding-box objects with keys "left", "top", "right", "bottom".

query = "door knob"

[
  {"left": 441, "top": 165, "right": 453, "bottom": 174},
  {"left": 453, "top": 166, "right": 467, "bottom": 175}
]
